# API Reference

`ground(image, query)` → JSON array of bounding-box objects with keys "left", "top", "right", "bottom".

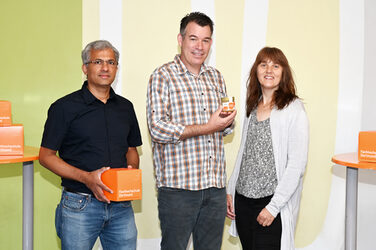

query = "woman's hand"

[
  {"left": 226, "top": 194, "right": 236, "bottom": 220},
  {"left": 257, "top": 208, "right": 275, "bottom": 227}
]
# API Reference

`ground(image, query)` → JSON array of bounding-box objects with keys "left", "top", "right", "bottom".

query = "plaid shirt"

[{"left": 147, "top": 55, "right": 233, "bottom": 190}]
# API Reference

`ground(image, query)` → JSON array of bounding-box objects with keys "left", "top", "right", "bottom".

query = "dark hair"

[
  {"left": 180, "top": 12, "right": 214, "bottom": 36},
  {"left": 246, "top": 47, "right": 298, "bottom": 116}
]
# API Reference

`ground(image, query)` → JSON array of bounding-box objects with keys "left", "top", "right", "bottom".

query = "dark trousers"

[
  {"left": 235, "top": 192, "right": 282, "bottom": 250},
  {"left": 158, "top": 187, "right": 227, "bottom": 250}
]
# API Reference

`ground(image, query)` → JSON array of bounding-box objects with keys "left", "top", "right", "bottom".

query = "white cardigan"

[{"left": 227, "top": 98, "right": 309, "bottom": 250}]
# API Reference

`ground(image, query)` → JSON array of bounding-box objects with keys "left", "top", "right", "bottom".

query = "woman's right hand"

[{"left": 226, "top": 194, "right": 236, "bottom": 220}]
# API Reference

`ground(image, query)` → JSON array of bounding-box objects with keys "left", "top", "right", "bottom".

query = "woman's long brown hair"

[{"left": 246, "top": 47, "right": 298, "bottom": 117}]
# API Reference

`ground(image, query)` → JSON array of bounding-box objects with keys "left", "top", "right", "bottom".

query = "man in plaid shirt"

[{"left": 147, "top": 12, "right": 236, "bottom": 250}]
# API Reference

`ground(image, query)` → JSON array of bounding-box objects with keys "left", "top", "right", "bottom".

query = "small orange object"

[
  {"left": 221, "top": 97, "right": 235, "bottom": 112},
  {"left": 358, "top": 131, "right": 376, "bottom": 162},
  {"left": 101, "top": 168, "right": 142, "bottom": 201},
  {"left": 0, "top": 124, "right": 24, "bottom": 155},
  {"left": 0, "top": 101, "right": 12, "bottom": 126}
]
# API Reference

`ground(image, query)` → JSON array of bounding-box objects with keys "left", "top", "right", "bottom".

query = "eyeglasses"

[{"left": 85, "top": 59, "right": 118, "bottom": 67}]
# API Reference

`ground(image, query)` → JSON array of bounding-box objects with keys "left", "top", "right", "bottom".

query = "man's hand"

[
  {"left": 179, "top": 106, "right": 237, "bottom": 140},
  {"left": 206, "top": 106, "right": 237, "bottom": 133},
  {"left": 83, "top": 167, "right": 113, "bottom": 203},
  {"left": 257, "top": 208, "right": 275, "bottom": 227},
  {"left": 226, "top": 194, "right": 236, "bottom": 220}
]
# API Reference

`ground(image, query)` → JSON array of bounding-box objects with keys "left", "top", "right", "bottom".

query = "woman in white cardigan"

[{"left": 226, "top": 47, "right": 309, "bottom": 250}]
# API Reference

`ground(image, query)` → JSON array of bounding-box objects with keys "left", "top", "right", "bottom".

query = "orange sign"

[
  {"left": 0, "top": 101, "right": 12, "bottom": 126},
  {"left": 0, "top": 124, "right": 24, "bottom": 155},
  {"left": 358, "top": 131, "right": 376, "bottom": 162},
  {"left": 101, "top": 168, "right": 142, "bottom": 201}
]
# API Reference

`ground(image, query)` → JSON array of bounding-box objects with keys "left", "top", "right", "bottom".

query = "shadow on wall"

[
  {"left": 0, "top": 162, "right": 60, "bottom": 188},
  {"left": 332, "top": 164, "right": 376, "bottom": 185},
  {"left": 224, "top": 217, "right": 241, "bottom": 246},
  {"left": 0, "top": 163, "right": 23, "bottom": 178},
  {"left": 38, "top": 162, "right": 62, "bottom": 189}
]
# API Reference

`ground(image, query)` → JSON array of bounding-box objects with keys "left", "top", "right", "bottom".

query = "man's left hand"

[{"left": 83, "top": 167, "right": 112, "bottom": 203}]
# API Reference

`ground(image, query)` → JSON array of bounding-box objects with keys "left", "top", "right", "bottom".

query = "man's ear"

[
  {"left": 177, "top": 33, "right": 183, "bottom": 47},
  {"left": 82, "top": 64, "right": 88, "bottom": 75}
]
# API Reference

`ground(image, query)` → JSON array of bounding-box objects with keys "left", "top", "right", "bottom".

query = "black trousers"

[{"left": 235, "top": 192, "right": 282, "bottom": 250}]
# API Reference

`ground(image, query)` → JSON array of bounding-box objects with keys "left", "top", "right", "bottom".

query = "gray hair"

[{"left": 81, "top": 40, "right": 120, "bottom": 64}]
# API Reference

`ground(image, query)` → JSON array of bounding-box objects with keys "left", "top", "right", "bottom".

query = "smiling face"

[
  {"left": 257, "top": 59, "right": 283, "bottom": 93},
  {"left": 82, "top": 48, "right": 118, "bottom": 89},
  {"left": 178, "top": 22, "right": 212, "bottom": 75}
]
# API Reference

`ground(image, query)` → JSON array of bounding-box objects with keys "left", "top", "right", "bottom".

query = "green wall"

[{"left": 0, "top": 0, "right": 81, "bottom": 249}]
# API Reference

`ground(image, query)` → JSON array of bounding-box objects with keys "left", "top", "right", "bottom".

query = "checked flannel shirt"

[{"left": 147, "top": 55, "right": 234, "bottom": 190}]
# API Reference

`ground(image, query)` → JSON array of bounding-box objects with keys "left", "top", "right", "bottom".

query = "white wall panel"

[
  {"left": 99, "top": 0, "right": 123, "bottom": 94},
  {"left": 239, "top": 0, "right": 269, "bottom": 125},
  {"left": 191, "top": 0, "right": 216, "bottom": 67}
]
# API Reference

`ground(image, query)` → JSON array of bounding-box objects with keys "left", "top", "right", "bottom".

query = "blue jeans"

[
  {"left": 158, "top": 187, "right": 226, "bottom": 250},
  {"left": 55, "top": 190, "right": 137, "bottom": 250}
]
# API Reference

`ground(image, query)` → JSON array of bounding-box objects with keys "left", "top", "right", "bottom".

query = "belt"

[{"left": 63, "top": 187, "right": 91, "bottom": 196}]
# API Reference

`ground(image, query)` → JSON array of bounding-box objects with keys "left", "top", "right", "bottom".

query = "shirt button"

[
  {"left": 208, "top": 140, "right": 211, "bottom": 143},
  {"left": 203, "top": 108, "right": 206, "bottom": 111}
]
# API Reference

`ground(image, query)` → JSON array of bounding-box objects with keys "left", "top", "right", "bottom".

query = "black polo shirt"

[{"left": 41, "top": 81, "right": 142, "bottom": 194}]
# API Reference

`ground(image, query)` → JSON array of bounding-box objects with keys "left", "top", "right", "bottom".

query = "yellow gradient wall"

[{"left": 0, "top": 0, "right": 339, "bottom": 249}]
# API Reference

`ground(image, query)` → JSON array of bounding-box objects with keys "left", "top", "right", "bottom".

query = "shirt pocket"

[
  {"left": 206, "top": 84, "right": 226, "bottom": 100},
  {"left": 169, "top": 85, "right": 201, "bottom": 124},
  {"left": 203, "top": 84, "right": 226, "bottom": 115}
]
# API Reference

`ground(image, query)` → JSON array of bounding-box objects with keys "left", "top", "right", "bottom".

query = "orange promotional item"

[
  {"left": 221, "top": 97, "right": 235, "bottom": 112},
  {"left": 0, "top": 101, "right": 12, "bottom": 126},
  {"left": 358, "top": 131, "right": 376, "bottom": 162},
  {"left": 101, "top": 168, "right": 142, "bottom": 201},
  {"left": 0, "top": 124, "right": 24, "bottom": 155}
]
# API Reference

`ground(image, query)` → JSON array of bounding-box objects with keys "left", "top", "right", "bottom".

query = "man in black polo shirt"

[{"left": 39, "top": 40, "right": 142, "bottom": 250}]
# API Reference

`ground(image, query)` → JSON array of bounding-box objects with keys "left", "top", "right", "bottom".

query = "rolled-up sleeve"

[{"left": 147, "top": 71, "right": 185, "bottom": 144}]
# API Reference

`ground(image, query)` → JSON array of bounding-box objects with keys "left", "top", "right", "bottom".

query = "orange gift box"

[
  {"left": 358, "top": 131, "right": 376, "bottom": 162},
  {"left": 0, "top": 124, "right": 24, "bottom": 155},
  {"left": 0, "top": 101, "right": 12, "bottom": 126},
  {"left": 101, "top": 168, "right": 142, "bottom": 201}
]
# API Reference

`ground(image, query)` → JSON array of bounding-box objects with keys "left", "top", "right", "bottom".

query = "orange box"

[
  {"left": 0, "top": 101, "right": 12, "bottom": 126},
  {"left": 0, "top": 124, "right": 24, "bottom": 155},
  {"left": 358, "top": 131, "right": 376, "bottom": 162},
  {"left": 101, "top": 168, "right": 142, "bottom": 201}
]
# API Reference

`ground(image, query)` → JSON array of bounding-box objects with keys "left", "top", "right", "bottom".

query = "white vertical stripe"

[
  {"left": 99, "top": 0, "right": 123, "bottom": 95},
  {"left": 191, "top": 0, "right": 216, "bottom": 67},
  {"left": 357, "top": 2, "right": 376, "bottom": 250},
  {"left": 240, "top": 0, "right": 269, "bottom": 125},
  {"left": 93, "top": 2, "right": 123, "bottom": 249},
  {"left": 298, "top": 0, "right": 365, "bottom": 249},
  {"left": 335, "top": 0, "right": 364, "bottom": 154},
  {"left": 361, "top": 0, "right": 376, "bottom": 130}
]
